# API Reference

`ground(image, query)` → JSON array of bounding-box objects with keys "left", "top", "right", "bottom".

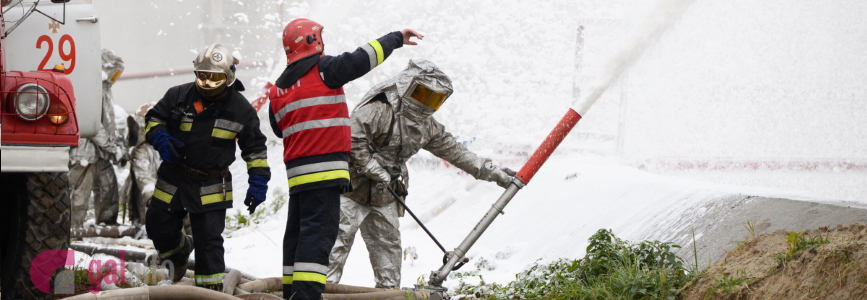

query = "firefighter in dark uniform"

[
  {"left": 268, "top": 18, "right": 423, "bottom": 300},
  {"left": 144, "top": 43, "right": 271, "bottom": 290}
]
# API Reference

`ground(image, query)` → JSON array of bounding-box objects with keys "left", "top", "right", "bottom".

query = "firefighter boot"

[
  {"left": 165, "top": 234, "right": 194, "bottom": 282},
  {"left": 200, "top": 282, "right": 224, "bottom": 292}
]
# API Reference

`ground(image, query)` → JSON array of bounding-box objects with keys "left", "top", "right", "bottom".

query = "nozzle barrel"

[{"left": 516, "top": 108, "right": 582, "bottom": 184}]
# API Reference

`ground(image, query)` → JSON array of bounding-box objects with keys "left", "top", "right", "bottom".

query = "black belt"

[{"left": 173, "top": 164, "right": 228, "bottom": 182}]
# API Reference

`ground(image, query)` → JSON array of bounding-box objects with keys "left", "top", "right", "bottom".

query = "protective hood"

[
  {"left": 354, "top": 59, "right": 453, "bottom": 119},
  {"left": 101, "top": 49, "right": 125, "bottom": 88}
]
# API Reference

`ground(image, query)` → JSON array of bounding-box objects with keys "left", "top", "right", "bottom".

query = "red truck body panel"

[{"left": 1, "top": 71, "right": 80, "bottom": 146}]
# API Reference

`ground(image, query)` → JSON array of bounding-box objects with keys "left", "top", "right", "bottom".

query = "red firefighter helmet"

[{"left": 282, "top": 18, "right": 324, "bottom": 65}]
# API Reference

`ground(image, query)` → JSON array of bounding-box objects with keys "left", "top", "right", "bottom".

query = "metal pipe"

[
  {"left": 427, "top": 109, "right": 583, "bottom": 288},
  {"left": 428, "top": 181, "right": 522, "bottom": 286}
]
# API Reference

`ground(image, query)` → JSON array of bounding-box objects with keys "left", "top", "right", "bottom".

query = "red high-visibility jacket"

[{"left": 268, "top": 31, "right": 405, "bottom": 194}]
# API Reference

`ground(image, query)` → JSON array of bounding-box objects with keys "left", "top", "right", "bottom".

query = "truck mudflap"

[{"left": 0, "top": 145, "right": 70, "bottom": 172}]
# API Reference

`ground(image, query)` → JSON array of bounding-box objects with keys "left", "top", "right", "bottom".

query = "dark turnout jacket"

[{"left": 145, "top": 82, "right": 270, "bottom": 212}]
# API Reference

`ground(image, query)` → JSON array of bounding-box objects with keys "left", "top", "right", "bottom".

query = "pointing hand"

[{"left": 401, "top": 29, "right": 424, "bottom": 45}]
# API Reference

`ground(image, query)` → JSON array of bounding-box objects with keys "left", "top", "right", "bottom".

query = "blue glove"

[
  {"left": 245, "top": 175, "right": 268, "bottom": 214},
  {"left": 151, "top": 130, "right": 185, "bottom": 164}
]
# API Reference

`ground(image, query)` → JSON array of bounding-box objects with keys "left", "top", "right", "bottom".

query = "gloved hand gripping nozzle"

[{"left": 361, "top": 159, "right": 391, "bottom": 189}]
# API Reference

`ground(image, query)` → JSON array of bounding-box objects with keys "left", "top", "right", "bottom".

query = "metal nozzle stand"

[{"left": 422, "top": 109, "right": 582, "bottom": 299}]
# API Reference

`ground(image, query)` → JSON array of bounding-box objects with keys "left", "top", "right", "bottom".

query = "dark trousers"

[
  {"left": 146, "top": 206, "right": 227, "bottom": 286},
  {"left": 283, "top": 187, "right": 341, "bottom": 300}
]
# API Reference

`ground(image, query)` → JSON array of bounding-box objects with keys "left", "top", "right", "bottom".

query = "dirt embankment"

[{"left": 681, "top": 223, "right": 867, "bottom": 300}]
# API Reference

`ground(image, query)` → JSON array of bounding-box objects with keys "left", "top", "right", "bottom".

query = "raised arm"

[{"left": 319, "top": 29, "right": 423, "bottom": 89}]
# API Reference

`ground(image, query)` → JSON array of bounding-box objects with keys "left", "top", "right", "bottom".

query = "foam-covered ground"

[{"left": 220, "top": 132, "right": 867, "bottom": 288}]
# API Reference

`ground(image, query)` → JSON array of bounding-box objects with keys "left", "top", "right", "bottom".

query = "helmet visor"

[
  {"left": 195, "top": 71, "right": 228, "bottom": 90},
  {"left": 409, "top": 84, "right": 448, "bottom": 110}
]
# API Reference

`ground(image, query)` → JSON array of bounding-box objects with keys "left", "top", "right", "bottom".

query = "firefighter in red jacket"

[{"left": 268, "top": 18, "right": 422, "bottom": 300}]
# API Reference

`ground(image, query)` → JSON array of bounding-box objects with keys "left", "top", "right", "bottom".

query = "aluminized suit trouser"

[
  {"left": 326, "top": 195, "right": 402, "bottom": 288},
  {"left": 127, "top": 144, "right": 160, "bottom": 225},
  {"left": 283, "top": 187, "right": 341, "bottom": 300},
  {"left": 69, "top": 157, "right": 119, "bottom": 227}
]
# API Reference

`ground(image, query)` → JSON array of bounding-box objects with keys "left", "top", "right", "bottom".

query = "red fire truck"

[{"left": 1, "top": 0, "right": 102, "bottom": 298}]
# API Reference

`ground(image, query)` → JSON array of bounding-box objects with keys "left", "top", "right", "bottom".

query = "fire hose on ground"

[
  {"left": 64, "top": 243, "right": 427, "bottom": 299},
  {"left": 60, "top": 281, "right": 426, "bottom": 300},
  {"left": 71, "top": 225, "right": 141, "bottom": 239}
]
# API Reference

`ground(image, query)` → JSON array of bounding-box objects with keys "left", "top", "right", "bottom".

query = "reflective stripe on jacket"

[
  {"left": 268, "top": 32, "right": 405, "bottom": 195},
  {"left": 269, "top": 63, "right": 351, "bottom": 195},
  {"left": 144, "top": 82, "right": 270, "bottom": 212}
]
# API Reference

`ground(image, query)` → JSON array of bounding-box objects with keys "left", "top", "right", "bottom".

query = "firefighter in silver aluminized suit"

[
  {"left": 68, "top": 49, "right": 126, "bottom": 228},
  {"left": 326, "top": 59, "right": 515, "bottom": 288},
  {"left": 123, "top": 103, "right": 161, "bottom": 226}
]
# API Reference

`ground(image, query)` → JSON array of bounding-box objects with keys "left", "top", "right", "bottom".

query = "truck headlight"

[{"left": 15, "top": 83, "right": 50, "bottom": 121}]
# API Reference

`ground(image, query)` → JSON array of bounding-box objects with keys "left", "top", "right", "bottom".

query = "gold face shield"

[
  {"left": 195, "top": 71, "right": 228, "bottom": 90},
  {"left": 408, "top": 84, "right": 449, "bottom": 111}
]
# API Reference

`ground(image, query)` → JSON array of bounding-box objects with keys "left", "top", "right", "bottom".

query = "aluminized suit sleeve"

[
  {"left": 423, "top": 119, "right": 507, "bottom": 185},
  {"left": 349, "top": 100, "right": 393, "bottom": 175},
  {"left": 92, "top": 49, "right": 125, "bottom": 161},
  {"left": 90, "top": 82, "right": 120, "bottom": 160}
]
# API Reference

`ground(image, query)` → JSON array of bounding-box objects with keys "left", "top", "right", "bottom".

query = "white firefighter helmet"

[{"left": 193, "top": 43, "right": 239, "bottom": 92}]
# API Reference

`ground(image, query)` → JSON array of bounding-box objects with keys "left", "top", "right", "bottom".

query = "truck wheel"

[{"left": 1, "top": 172, "right": 71, "bottom": 300}]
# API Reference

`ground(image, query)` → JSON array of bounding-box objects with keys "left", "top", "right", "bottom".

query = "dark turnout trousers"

[
  {"left": 283, "top": 187, "right": 341, "bottom": 300},
  {"left": 146, "top": 200, "right": 227, "bottom": 288}
]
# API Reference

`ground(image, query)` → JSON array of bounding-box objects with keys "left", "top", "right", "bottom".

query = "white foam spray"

[{"left": 573, "top": 0, "right": 696, "bottom": 116}]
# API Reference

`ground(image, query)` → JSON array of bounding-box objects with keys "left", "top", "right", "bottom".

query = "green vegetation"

[
  {"left": 453, "top": 229, "right": 697, "bottom": 300},
  {"left": 416, "top": 274, "right": 427, "bottom": 288},
  {"left": 774, "top": 231, "right": 830, "bottom": 266},
  {"left": 733, "top": 220, "right": 758, "bottom": 253},
  {"left": 225, "top": 190, "right": 288, "bottom": 231},
  {"left": 707, "top": 270, "right": 756, "bottom": 297},
  {"left": 67, "top": 264, "right": 136, "bottom": 295}
]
